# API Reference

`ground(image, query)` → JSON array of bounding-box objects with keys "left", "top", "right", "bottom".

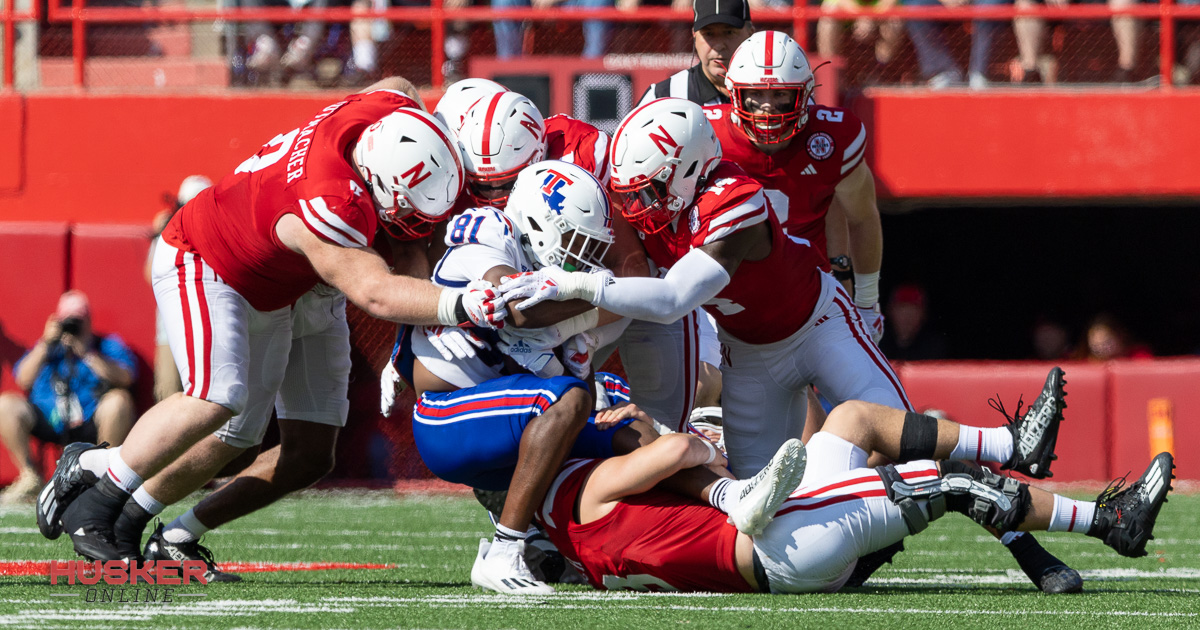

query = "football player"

[
  {"left": 396, "top": 161, "right": 801, "bottom": 595},
  {"left": 535, "top": 369, "right": 1175, "bottom": 593},
  {"left": 37, "top": 76, "right": 508, "bottom": 563},
  {"left": 716, "top": 30, "right": 885, "bottom": 340}
]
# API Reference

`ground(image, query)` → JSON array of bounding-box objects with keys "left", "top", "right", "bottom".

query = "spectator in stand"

[
  {"left": 494, "top": 0, "right": 614, "bottom": 60},
  {"left": 1073, "top": 313, "right": 1152, "bottom": 361},
  {"left": 905, "top": 0, "right": 1007, "bottom": 88},
  {"left": 878, "top": 284, "right": 948, "bottom": 361},
  {"left": 242, "top": 0, "right": 331, "bottom": 80},
  {"left": 0, "top": 291, "right": 136, "bottom": 504},
  {"left": 146, "top": 176, "right": 213, "bottom": 403},
  {"left": 817, "top": 0, "right": 904, "bottom": 85},
  {"left": 1174, "top": 2, "right": 1200, "bottom": 84},
  {"left": 1030, "top": 315, "right": 1072, "bottom": 361},
  {"left": 1013, "top": 0, "right": 1145, "bottom": 83}
]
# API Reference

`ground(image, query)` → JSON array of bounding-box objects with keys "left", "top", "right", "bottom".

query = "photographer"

[{"left": 0, "top": 291, "right": 136, "bottom": 503}]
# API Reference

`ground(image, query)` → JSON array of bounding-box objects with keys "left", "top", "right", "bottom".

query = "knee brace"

[
  {"left": 937, "top": 461, "right": 1032, "bottom": 533},
  {"left": 897, "top": 412, "right": 939, "bottom": 462},
  {"left": 876, "top": 464, "right": 946, "bottom": 535}
]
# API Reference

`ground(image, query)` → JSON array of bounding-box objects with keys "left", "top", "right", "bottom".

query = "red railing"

[{"left": 4, "top": 0, "right": 1200, "bottom": 90}]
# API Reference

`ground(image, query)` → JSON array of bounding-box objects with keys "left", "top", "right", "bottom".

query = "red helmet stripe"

[
  {"left": 480, "top": 92, "right": 504, "bottom": 166},
  {"left": 612, "top": 98, "right": 681, "bottom": 179},
  {"left": 764, "top": 31, "right": 775, "bottom": 76}
]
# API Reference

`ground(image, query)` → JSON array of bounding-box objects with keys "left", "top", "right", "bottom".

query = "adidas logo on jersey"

[{"left": 801, "top": 164, "right": 817, "bottom": 176}]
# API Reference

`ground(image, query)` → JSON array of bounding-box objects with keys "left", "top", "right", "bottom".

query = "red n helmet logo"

[
  {"left": 400, "top": 161, "right": 432, "bottom": 188},
  {"left": 648, "top": 125, "right": 679, "bottom": 156},
  {"left": 519, "top": 113, "right": 542, "bottom": 140}
]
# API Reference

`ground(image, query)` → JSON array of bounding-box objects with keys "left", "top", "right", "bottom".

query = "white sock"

[
  {"left": 707, "top": 478, "right": 737, "bottom": 513},
  {"left": 78, "top": 446, "right": 110, "bottom": 478},
  {"left": 105, "top": 450, "right": 143, "bottom": 494},
  {"left": 487, "top": 523, "right": 526, "bottom": 559},
  {"left": 1048, "top": 495, "right": 1096, "bottom": 533},
  {"left": 131, "top": 487, "right": 165, "bottom": 515},
  {"left": 163, "top": 508, "right": 209, "bottom": 544},
  {"left": 949, "top": 425, "right": 1014, "bottom": 464},
  {"left": 352, "top": 40, "right": 377, "bottom": 72}
]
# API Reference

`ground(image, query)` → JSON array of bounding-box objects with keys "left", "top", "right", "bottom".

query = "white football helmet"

[
  {"left": 353, "top": 108, "right": 465, "bottom": 240},
  {"left": 609, "top": 98, "right": 722, "bottom": 234},
  {"left": 176, "top": 175, "right": 213, "bottom": 208},
  {"left": 506, "top": 160, "right": 613, "bottom": 273},
  {"left": 724, "top": 31, "right": 816, "bottom": 144},
  {"left": 458, "top": 91, "right": 546, "bottom": 208},
  {"left": 433, "top": 78, "right": 508, "bottom": 136}
]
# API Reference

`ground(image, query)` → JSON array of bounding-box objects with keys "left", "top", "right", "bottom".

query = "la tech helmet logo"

[{"left": 540, "top": 169, "right": 575, "bottom": 214}]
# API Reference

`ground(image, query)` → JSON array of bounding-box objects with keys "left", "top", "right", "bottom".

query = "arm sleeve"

[{"left": 592, "top": 248, "right": 730, "bottom": 324}]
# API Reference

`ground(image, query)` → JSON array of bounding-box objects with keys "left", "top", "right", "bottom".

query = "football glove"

[
  {"left": 424, "top": 325, "right": 486, "bottom": 361},
  {"left": 380, "top": 360, "right": 403, "bottom": 417},
  {"left": 856, "top": 303, "right": 885, "bottom": 344}
]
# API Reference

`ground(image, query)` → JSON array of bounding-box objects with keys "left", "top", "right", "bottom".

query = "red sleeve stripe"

[
  {"left": 300, "top": 198, "right": 368, "bottom": 248},
  {"left": 702, "top": 191, "right": 768, "bottom": 244},
  {"left": 593, "top": 131, "right": 611, "bottom": 184}
]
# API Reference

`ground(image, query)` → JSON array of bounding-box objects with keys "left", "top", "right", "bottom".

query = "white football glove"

[
  {"left": 424, "top": 325, "right": 486, "bottom": 361},
  {"left": 460, "top": 280, "right": 509, "bottom": 329},
  {"left": 499, "top": 335, "right": 564, "bottom": 378},
  {"left": 380, "top": 360, "right": 403, "bottom": 418},
  {"left": 562, "top": 332, "right": 598, "bottom": 380},
  {"left": 498, "top": 268, "right": 609, "bottom": 311},
  {"left": 856, "top": 303, "right": 885, "bottom": 345}
]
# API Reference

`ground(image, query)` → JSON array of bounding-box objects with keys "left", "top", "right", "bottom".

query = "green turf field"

[{"left": 2, "top": 488, "right": 1198, "bottom": 630}]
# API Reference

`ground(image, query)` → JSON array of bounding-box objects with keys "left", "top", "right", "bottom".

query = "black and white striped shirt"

[{"left": 638, "top": 64, "right": 732, "bottom": 108}]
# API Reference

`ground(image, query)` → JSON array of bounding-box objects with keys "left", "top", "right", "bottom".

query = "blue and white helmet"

[{"left": 506, "top": 160, "right": 613, "bottom": 272}]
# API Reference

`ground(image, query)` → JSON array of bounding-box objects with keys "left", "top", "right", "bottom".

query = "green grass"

[{"left": 1, "top": 489, "right": 1198, "bottom": 629}]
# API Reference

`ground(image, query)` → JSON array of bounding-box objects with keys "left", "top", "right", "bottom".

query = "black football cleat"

[
  {"left": 1006, "top": 533, "right": 1082, "bottom": 594},
  {"left": 60, "top": 476, "right": 128, "bottom": 562},
  {"left": 144, "top": 522, "right": 242, "bottom": 583},
  {"left": 37, "top": 442, "right": 107, "bottom": 540},
  {"left": 1090, "top": 452, "right": 1175, "bottom": 558},
  {"left": 844, "top": 540, "right": 905, "bottom": 588},
  {"left": 997, "top": 367, "right": 1067, "bottom": 479},
  {"left": 113, "top": 497, "right": 155, "bottom": 563}
]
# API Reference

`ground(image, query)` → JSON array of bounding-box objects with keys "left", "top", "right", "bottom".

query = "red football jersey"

[
  {"left": 163, "top": 90, "right": 420, "bottom": 312},
  {"left": 535, "top": 458, "right": 753, "bottom": 593},
  {"left": 706, "top": 104, "right": 867, "bottom": 265},
  {"left": 637, "top": 162, "right": 824, "bottom": 345},
  {"left": 544, "top": 114, "right": 611, "bottom": 185}
]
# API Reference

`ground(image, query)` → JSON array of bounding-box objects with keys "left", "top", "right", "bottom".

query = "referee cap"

[{"left": 693, "top": 0, "right": 751, "bottom": 31}]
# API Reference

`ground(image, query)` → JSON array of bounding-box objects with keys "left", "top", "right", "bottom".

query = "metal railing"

[{"left": 4, "top": 0, "right": 1200, "bottom": 90}]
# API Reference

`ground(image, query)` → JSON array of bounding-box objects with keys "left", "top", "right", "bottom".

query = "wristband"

[
  {"left": 436, "top": 289, "right": 465, "bottom": 326},
  {"left": 853, "top": 271, "right": 880, "bottom": 309},
  {"left": 700, "top": 438, "right": 717, "bottom": 465}
]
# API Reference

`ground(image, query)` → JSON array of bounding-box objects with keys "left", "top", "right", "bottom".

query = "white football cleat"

[
  {"left": 470, "top": 538, "right": 555, "bottom": 595},
  {"left": 727, "top": 438, "right": 807, "bottom": 536}
]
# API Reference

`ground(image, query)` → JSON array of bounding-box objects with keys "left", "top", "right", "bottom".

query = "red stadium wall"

[{"left": 1, "top": 90, "right": 1200, "bottom": 225}]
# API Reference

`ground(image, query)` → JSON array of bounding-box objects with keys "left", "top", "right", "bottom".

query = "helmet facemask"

[
  {"left": 732, "top": 84, "right": 812, "bottom": 144},
  {"left": 612, "top": 162, "right": 684, "bottom": 235}
]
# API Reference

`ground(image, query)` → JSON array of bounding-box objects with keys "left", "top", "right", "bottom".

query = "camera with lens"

[{"left": 59, "top": 317, "right": 84, "bottom": 337}]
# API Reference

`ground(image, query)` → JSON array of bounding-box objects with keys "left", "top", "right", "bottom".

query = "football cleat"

[
  {"left": 59, "top": 477, "right": 127, "bottom": 562},
  {"left": 1006, "top": 532, "right": 1083, "bottom": 594},
  {"left": 143, "top": 522, "right": 242, "bottom": 583},
  {"left": 524, "top": 533, "right": 586, "bottom": 585},
  {"left": 470, "top": 538, "right": 554, "bottom": 595},
  {"left": 1089, "top": 452, "right": 1175, "bottom": 558},
  {"left": 113, "top": 497, "right": 155, "bottom": 563},
  {"left": 37, "top": 442, "right": 107, "bottom": 540},
  {"left": 727, "top": 438, "right": 807, "bottom": 536},
  {"left": 998, "top": 367, "right": 1067, "bottom": 479}
]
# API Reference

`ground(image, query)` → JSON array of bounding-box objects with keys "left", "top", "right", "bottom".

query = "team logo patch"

[
  {"left": 688, "top": 207, "right": 700, "bottom": 234},
  {"left": 540, "top": 169, "right": 575, "bottom": 214},
  {"left": 807, "top": 132, "right": 835, "bottom": 161}
]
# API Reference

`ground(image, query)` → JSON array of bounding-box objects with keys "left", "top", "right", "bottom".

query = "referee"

[{"left": 638, "top": 0, "right": 755, "bottom": 107}]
